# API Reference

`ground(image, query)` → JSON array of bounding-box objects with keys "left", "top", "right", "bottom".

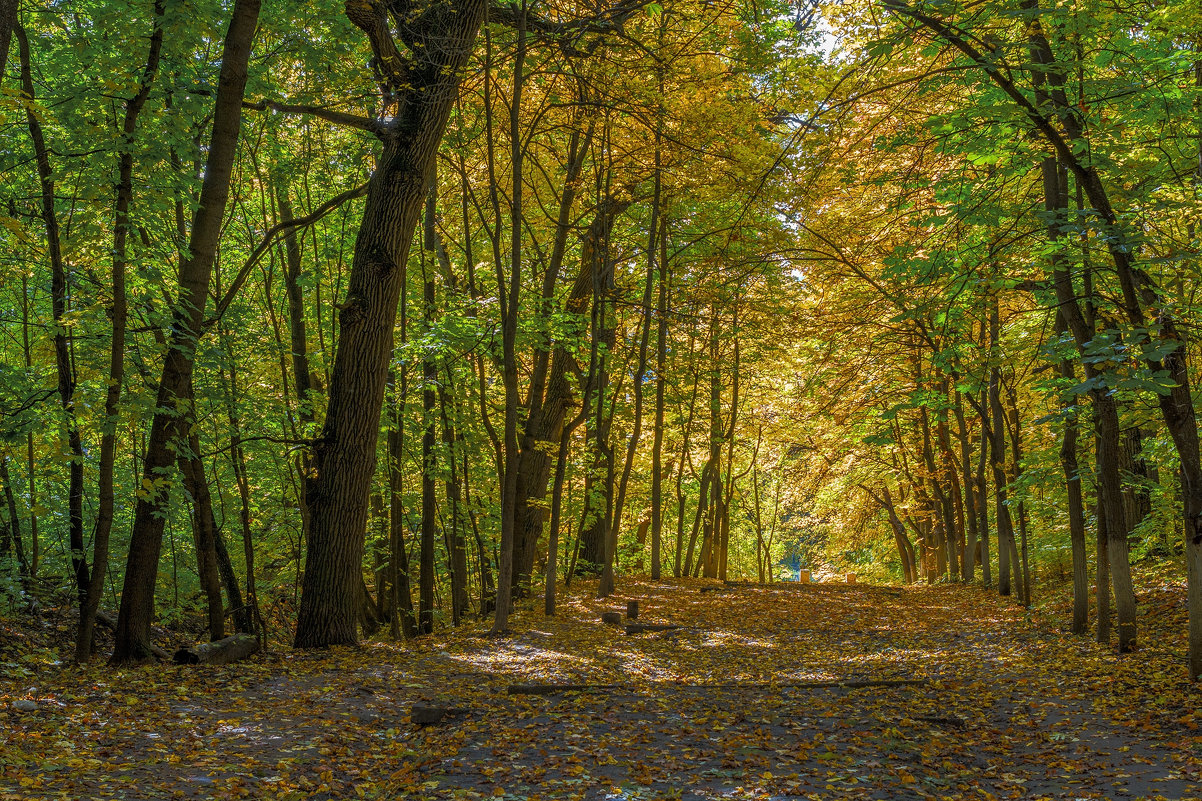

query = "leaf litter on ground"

[{"left": 2, "top": 572, "right": 1199, "bottom": 800}]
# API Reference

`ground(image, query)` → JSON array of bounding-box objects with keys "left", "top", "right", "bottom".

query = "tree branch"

[
  {"left": 206, "top": 183, "right": 369, "bottom": 328},
  {"left": 243, "top": 99, "right": 384, "bottom": 136}
]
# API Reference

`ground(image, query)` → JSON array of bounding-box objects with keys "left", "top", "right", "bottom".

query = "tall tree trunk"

[
  {"left": 578, "top": 195, "right": 620, "bottom": 578},
  {"left": 988, "top": 303, "right": 1015, "bottom": 597},
  {"left": 1096, "top": 444, "right": 1113, "bottom": 645},
  {"left": 76, "top": 0, "right": 166, "bottom": 662},
  {"left": 0, "top": 0, "right": 16, "bottom": 82},
  {"left": 974, "top": 399, "right": 990, "bottom": 586},
  {"left": 387, "top": 373, "right": 418, "bottom": 638},
  {"left": 545, "top": 409, "right": 588, "bottom": 615},
  {"left": 675, "top": 354, "right": 700, "bottom": 577},
  {"left": 954, "top": 391, "right": 977, "bottom": 582},
  {"left": 439, "top": 385, "right": 468, "bottom": 624},
  {"left": 177, "top": 433, "right": 225, "bottom": 641},
  {"left": 16, "top": 23, "right": 87, "bottom": 605},
  {"left": 698, "top": 318, "right": 724, "bottom": 579},
  {"left": 875, "top": 486, "right": 917, "bottom": 584},
  {"left": 602, "top": 187, "right": 658, "bottom": 594},
  {"left": 215, "top": 331, "right": 258, "bottom": 636},
  {"left": 512, "top": 119, "right": 593, "bottom": 590},
  {"left": 112, "top": 0, "right": 260, "bottom": 664},
  {"left": 419, "top": 185, "right": 439, "bottom": 635},
  {"left": 936, "top": 377, "right": 963, "bottom": 581},
  {"left": 490, "top": 14, "right": 527, "bottom": 633},
  {"left": 1055, "top": 318, "right": 1089, "bottom": 634},
  {"left": 296, "top": 0, "right": 488, "bottom": 648},
  {"left": 650, "top": 221, "right": 668, "bottom": 582},
  {"left": 716, "top": 320, "right": 741, "bottom": 582},
  {"left": 0, "top": 454, "right": 28, "bottom": 574},
  {"left": 1006, "top": 386, "right": 1031, "bottom": 605}
]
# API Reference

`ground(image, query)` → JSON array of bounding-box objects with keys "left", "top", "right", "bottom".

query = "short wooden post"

[{"left": 626, "top": 600, "right": 639, "bottom": 620}]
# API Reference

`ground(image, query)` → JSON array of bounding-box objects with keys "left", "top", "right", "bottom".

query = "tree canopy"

[{"left": 1, "top": 0, "right": 1200, "bottom": 682}]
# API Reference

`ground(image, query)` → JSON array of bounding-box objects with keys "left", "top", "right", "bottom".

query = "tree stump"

[
  {"left": 846, "top": 572, "right": 857, "bottom": 584},
  {"left": 799, "top": 569, "right": 811, "bottom": 584},
  {"left": 601, "top": 611, "right": 624, "bottom": 625},
  {"left": 626, "top": 600, "right": 639, "bottom": 620}
]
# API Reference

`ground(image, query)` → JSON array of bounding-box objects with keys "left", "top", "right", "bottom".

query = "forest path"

[{"left": 2, "top": 576, "right": 1198, "bottom": 800}]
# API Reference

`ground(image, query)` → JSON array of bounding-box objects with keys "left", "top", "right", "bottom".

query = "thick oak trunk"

[{"left": 296, "top": 0, "right": 487, "bottom": 648}]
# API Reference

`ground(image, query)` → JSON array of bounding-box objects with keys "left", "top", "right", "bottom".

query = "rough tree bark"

[{"left": 296, "top": 0, "right": 488, "bottom": 647}]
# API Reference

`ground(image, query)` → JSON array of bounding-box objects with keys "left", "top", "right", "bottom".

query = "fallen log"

[
  {"left": 507, "top": 678, "right": 929, "bottom": 696},
  {"left": 173, "top": 633, "right": 260, "bottom": 665},
  {"left": 699, "top": 586, "right": 737, "bottom": 594},
  {"left": 508, "top": 683, "right": 620, "bottom": 695},
  {"left": 624, "top": 623, "right": 683, "bottom": 635},
  {"left": 410, "top": 704, "right": 471, "bottom": 724},
  {"left": 97, "top": 610, "right": 172, "bottom": 661}
]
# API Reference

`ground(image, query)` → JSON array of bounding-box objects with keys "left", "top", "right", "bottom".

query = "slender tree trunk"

[
  {"left": 17, "top": 23, "right": 87, "bottom": 605},
  {"left": 674, "top": 357, "right": 700, "bottom": 577},
  {"left": 936, "top": 378, "right": 962, "bottom": 581},
  {"left": 512, "top": 119, "right": 593, "bottom": 589},
  {"left": 545, "top": 410, "right": 587, "bottom": 615},
  {"left": 987, "top": 302, "right": 1015, "bottom": 597},
  {"left": 716, "top": 322, "right": 741, "bottom": 582},
  {"left": 650, "top": 221, "right": 668, "bottom": 582},
  {"left": 419, "top": 186, "right": 438, "bottom": 635},
  {"left": 0, "top": 454, "right": 27, "bottom": 574},
  {"left": 954, "top": 392, "right": 977, "bottom": 582},
  {"left": 1055, "top": 321, "right": 1089, "bottom": 634},
  {"left": 439, "top": 385, "right": 468, "bottom": 624},
  {"left": 602, "top": 188, "right": 658, "bottom": 593},
  {"left": 1006, "top": 386, "right": 1031, "bottom": 605},
  {"left": 177, "top": 434, "right": 224, "bottom": 641},
  {"left": 215, "top": 333, "right": 258, "bottom": 636},
  {"left": 76, "top": 0, "right": 166, "bottom": 661},
  {"left": 0, "top": 0, "right": 16, "bottom": 82},
  {"left": 490, "top": 13, "right": 527, "bottom": 633},
  {"left": 699, "top": 319, "right": 724, "bottom": 579},
  {"left": 113, "top": 0, "right": 260, "bottom": 663},
  {"left": 876, "top": 486, "right": 916, "bottom": 583},
  {"left": 387, "top": 373, "right": 418, "bottom": 638},
  {"left": 975, "top": 400, "right": 991, "bottom": 586}
]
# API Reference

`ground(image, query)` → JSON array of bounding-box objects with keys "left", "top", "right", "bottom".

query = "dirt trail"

[{"left": 2, "top": 578, "right": 1198, "bottom": 800}]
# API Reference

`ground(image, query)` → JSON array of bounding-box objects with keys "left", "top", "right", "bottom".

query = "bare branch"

[
  {"left": 206, "top": 183, "right": 370, "bottom": 328},
  {"left": 243, "top": 99, "right": 385, "bottom": 136}
]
